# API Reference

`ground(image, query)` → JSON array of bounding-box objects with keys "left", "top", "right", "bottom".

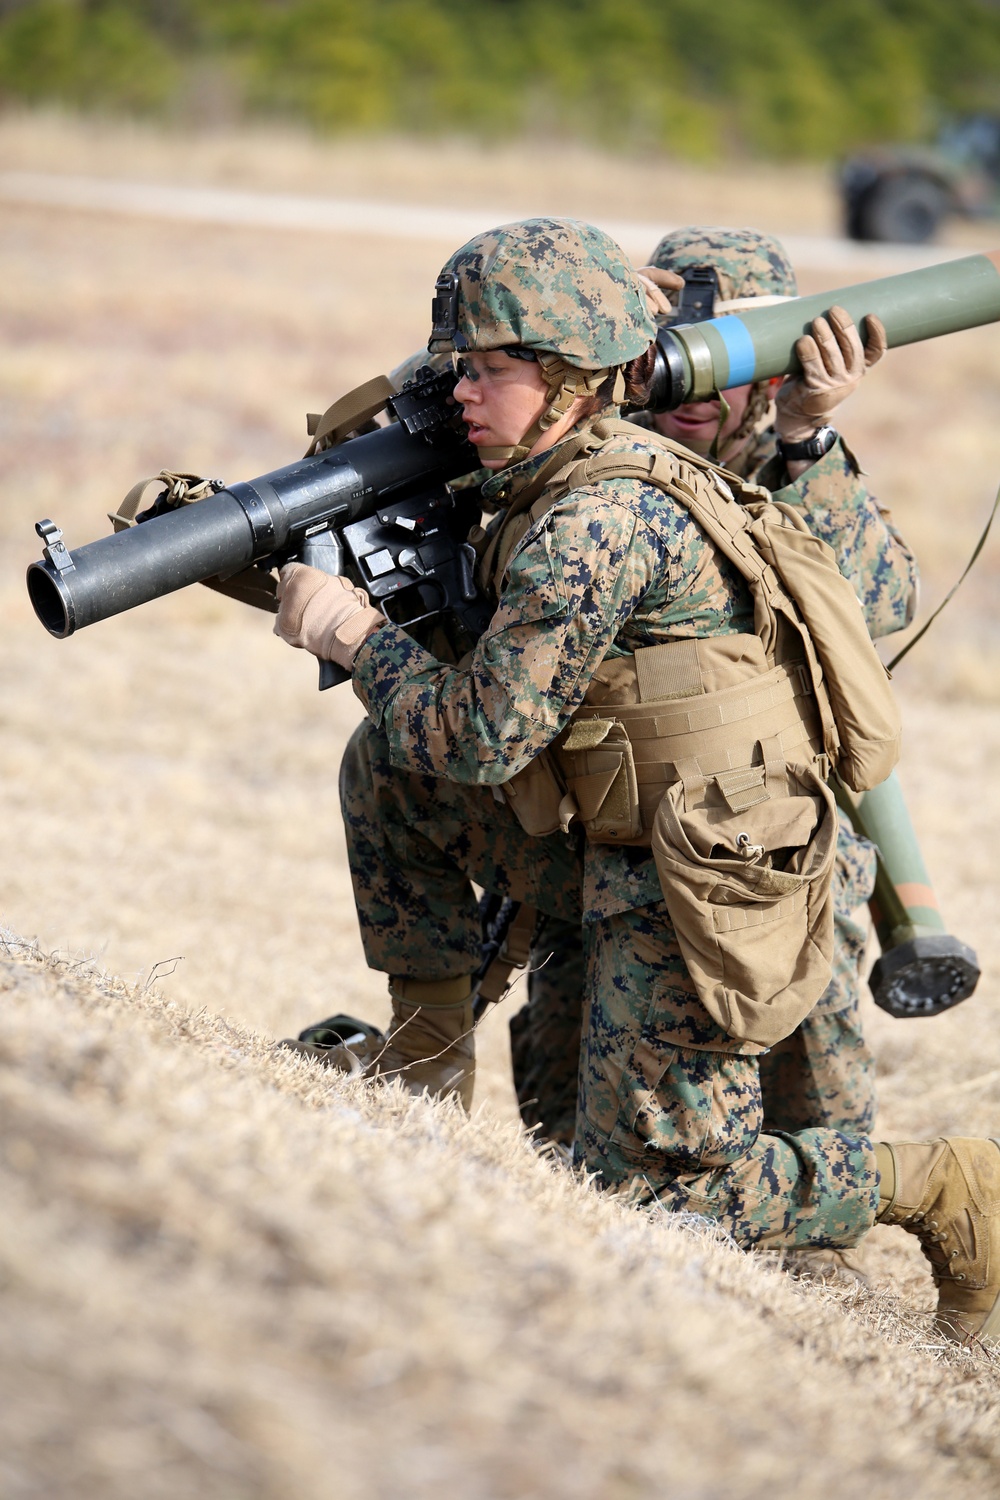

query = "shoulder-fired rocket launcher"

[{"left": 648, "top": 246, "right": 1000, "bottom": 408}]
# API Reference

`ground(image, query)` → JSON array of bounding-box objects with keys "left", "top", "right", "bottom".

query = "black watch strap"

[{"left": 775, "top": 425, "right": 838, "bottom": 462}]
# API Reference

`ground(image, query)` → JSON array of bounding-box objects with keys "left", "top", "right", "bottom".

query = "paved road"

[{"left": 0, "top": 169, "right": 981, "bottom": 277}]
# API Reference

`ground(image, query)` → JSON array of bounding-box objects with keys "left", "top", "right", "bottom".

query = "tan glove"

[
  {"left": 775, "top": 304, "right": 887, "bottom": 443},
  {"left": 274, "top": 564, "right": 382, "bottom": 669},
  {"left": 636, "top": 265, "right": 685, "bottom": 321}
]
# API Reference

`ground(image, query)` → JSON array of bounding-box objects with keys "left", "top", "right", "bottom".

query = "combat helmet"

[
  {"left": 429, "top": 217, "right": 656, "bottom": 463},
  {"left": 648, "top": 226, "right": 797, "bottom": 307},
  {"left": 647, "top": 227, "right": 796, "bottom": 454}
]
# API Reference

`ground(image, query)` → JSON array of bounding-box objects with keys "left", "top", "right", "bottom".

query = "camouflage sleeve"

[
  {"left": 352, "top": 490, "right": 666, "bottom": 783},
  {"left": 757, "top": 438, "right": 919, "bottom": 640}
]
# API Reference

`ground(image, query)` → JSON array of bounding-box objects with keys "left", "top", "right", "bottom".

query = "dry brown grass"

[
  {"left": 4, "top": 934, "right": 1000, "bottom": 1500},
  {"left": 3, "top": 110, "right": 1000, "bottom": 1496}
]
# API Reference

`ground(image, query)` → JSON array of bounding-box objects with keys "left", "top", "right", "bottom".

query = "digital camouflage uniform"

[
  {"left": 512, "top": 228, "right": 918, "bottom": 1147},
  {"left": 341, "top": 218, "right": 881, "bottom": 1247}
]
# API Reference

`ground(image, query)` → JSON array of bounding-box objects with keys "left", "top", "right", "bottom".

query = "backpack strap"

[{"left": 560, "top": 440, "right": 786, "bottom": 602}]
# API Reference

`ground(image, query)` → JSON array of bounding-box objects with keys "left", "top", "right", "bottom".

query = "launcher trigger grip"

[
  {"left": 317, "top": 658, "right": 350, "bottom": 690},
  {"left": 301, "top": 527, "right": 351, "bottom": 691}
]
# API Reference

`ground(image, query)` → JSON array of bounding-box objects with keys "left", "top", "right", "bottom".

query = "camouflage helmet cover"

[
  {"left": 648, "top": 226, "right": 797, "bottom": 304},
  {"left": 429, "top": 217, "right": 656, "bottom": 370}
]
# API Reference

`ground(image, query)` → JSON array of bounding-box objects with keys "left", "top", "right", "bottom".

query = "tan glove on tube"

[
  {"left": 274, "top": 564, "right": 383, "bottom": 670},
  {"left": 775, "top": 304, "right": 887, "bottom": 443}
]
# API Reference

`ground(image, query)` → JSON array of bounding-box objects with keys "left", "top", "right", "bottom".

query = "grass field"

[{"left": 3, "top": 111, "right": 1000, "bottom": 1497}]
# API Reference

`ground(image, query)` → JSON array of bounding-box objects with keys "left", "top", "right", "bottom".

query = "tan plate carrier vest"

[{"left": 481, "top": 419, "right": 901, "bottom": 1046}]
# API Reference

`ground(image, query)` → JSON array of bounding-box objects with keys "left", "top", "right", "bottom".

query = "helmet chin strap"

[
  {"left": 715, "top": 379, "right": 772, "bottom": 465},
  {"left": 480, "top": 356, "right": 620, "bottom": 468},
  {"left": 708, "top": 390, "right": 731, "bottom": 464}
]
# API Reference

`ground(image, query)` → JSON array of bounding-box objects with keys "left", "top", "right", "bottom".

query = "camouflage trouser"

[
  {"left": 759, "top": 825, "right": 877, "bottom": 1136},
  {"left": 512, "top": 816, "right": 878, "bottom": 1148},
  {"left": 341, "top": 720, "right": 879, "bottom": 1247}
]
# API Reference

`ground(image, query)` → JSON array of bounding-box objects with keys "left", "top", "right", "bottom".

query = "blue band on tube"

[{"left": 704, "top": 317, "right": 756, "bottom": 387}]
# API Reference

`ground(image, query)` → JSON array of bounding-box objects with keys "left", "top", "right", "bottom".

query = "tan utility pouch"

[
  {"left": 651, "top": 748, "right": 838, "bottom": 1047},
  {"left": 555, "top": 636, "right": 824, "bottom": 848},
  {"left": 498, "top": 749, "right": 566, "bottom": 837},
  {"left": 555, "top": 717, "right": 641, "bottom": 841}
]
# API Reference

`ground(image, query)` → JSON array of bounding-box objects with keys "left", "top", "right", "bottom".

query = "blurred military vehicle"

[{"left": 841, "top": 115, "right": 1000, "bottom": 243}]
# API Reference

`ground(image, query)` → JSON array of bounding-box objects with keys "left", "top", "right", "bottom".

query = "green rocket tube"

[
  {"left": 650, "top": 249, "right": 1000, "bottom": 407},
  {"left": 834, "top": 773, "right": 979, "bottom": 1019}
]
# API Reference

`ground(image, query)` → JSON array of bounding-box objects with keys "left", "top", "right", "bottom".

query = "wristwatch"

[{"left": 775, "top": 425, "right": 839, "bottom": 462}]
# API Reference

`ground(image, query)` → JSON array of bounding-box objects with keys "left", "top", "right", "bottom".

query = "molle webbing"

[
  {"left": 557, "top": 637, "right": 824, "bottom": 843},
  {"left": 553, "top": 424, "right": 845, "bottom": 771}
]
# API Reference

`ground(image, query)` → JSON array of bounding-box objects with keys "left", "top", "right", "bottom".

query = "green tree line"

[{"left": 1, "top": 0, "right": 999, "bottom": 159}]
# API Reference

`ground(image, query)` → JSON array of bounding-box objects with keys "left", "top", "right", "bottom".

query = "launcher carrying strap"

[
  {"left": 108, "top": 469, "right": 279, "bottom": 614},
  {"left": 304, "top": 373, "right": 397, "bottom": 455},
  {"left": 886, "top": 474, "right": 1000, "bottom": 673},
  {"left": 108, "top": 470, "right": 221, "bottom": 533}
]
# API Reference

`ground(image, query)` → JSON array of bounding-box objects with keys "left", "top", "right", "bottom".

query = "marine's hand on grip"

[
  {"left": 775, "top": 304, "right": 887, "bottom": 443},
  {"left": 274, "top": 564, "right": 383, "bottom": 671}
]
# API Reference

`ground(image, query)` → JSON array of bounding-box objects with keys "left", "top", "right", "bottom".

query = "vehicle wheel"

[
  {"left": 855, "top": 173, "right": 949, "bottom": 243},
  {"left": 843, "top": 200, "right": 869, "bottom": 241},
  {"left": 842, "top": 189, "right": 868, "bottom": 241}
]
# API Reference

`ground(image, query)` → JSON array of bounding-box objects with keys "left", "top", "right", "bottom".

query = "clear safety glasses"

[{"left": 451, "top": 348, "right": 538, "bottom": 384}]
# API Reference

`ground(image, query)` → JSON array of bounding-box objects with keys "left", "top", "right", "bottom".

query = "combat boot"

[
  {"left": 876, "top": 1137, "right": 1000, "bottom": 1346},
  {"left": 373, "top": 977, "right": 476, "bottom": 1110},
  {"left": 279, "top": 977, "right": 475, "bottom": 1110}
]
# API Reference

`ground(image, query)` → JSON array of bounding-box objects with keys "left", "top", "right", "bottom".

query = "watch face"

[{"left": 780, "top": 426, "right": 837, "bottom": 459}]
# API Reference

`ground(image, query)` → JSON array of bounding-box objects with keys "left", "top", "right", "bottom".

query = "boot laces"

[{"left": 904, "top": 1211, "right": 966, "bottom": 1282}]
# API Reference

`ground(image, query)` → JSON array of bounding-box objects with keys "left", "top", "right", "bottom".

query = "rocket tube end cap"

[{"left": 870, "top": 935, "right": 980, "bottom": 1019}]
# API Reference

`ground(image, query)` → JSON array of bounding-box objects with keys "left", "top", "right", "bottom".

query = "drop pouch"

[
  {"left": 499, "top": 748, "right": 567, "bottom": 837},
  {"left": 651, "top": 750, "right": 838, "bottom": 1047}
]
